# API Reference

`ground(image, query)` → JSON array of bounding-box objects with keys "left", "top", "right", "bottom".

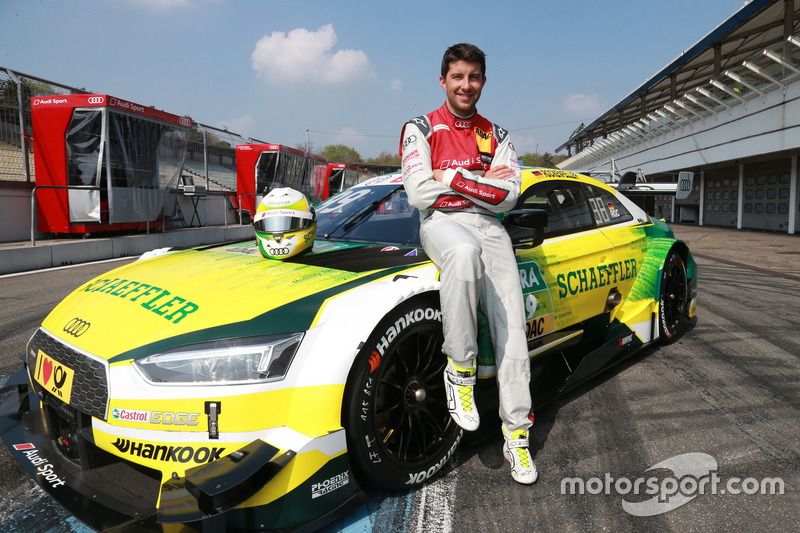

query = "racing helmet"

[{"left": 253, "top": 188, "right": 316, "bottom": 260}]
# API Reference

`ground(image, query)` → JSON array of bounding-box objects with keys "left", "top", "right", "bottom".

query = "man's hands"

[
  {"left": 432, "top": 165, "right": 514, "bottom": 182},
  {"left": 484, "top": 165, "right": 515, "bottom": 180}
]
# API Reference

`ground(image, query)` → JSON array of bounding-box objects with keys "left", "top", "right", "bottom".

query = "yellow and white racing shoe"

[
  {"left": 502, "top": 427, "right": 538, "bottom": 484},
  {"left": 444, "top": 358, "right": 480, "bottom": 431}
]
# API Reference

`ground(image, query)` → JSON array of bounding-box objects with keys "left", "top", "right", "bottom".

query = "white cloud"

[
  {"left": 389, "top": 79, "right": 403, "bottom": 91},
  {"left": 561, "top": 93, "right": 608, "bottom": 118},
  {"left": 251, "top": 24, "right": 375, "bottom": 86}
]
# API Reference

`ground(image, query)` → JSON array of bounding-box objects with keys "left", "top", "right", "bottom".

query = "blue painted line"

[{"left": 319, "top": 488, "right": 416, "bottom": 532}]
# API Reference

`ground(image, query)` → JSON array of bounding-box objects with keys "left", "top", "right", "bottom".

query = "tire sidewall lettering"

[
  {"left": 345, "top": 297, "right": 459, "bottom": 489},
  {"left": 659, "top": 251, "right": 687, "bottom": 341}
]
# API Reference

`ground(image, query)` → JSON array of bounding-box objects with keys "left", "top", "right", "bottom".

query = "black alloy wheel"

[
  {"left": 344, "top": 295, "right": 462, "bottom": 489},
  {"left": 658, "top": 250, "right": 689, "bottom": 343}
]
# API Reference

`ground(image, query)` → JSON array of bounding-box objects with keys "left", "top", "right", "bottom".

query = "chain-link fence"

[
  {"left": 1, "top": 68, "right": 88, "bottom": 182},
  {"left": 1, "top": 66, "right": 258, "bottom": 192}
]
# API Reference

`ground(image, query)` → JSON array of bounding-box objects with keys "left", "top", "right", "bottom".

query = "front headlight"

[{"left": 133, "top": 333, "right": 303, "bottom": 385}]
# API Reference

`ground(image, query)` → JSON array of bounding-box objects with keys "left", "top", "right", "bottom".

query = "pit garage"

[{"left": 557, "top": 0, "right": 800, "bottom": 234}]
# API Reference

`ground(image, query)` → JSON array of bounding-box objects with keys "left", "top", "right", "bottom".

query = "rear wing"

[
  {"left": 568, "top": 158, "right": 695, "bottom": 201},
  {"left": 615, "top": 171, "right": 694, "bottom": 200}
]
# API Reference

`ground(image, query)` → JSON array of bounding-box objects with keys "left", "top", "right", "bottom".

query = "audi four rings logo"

[
  {"left": 87, "top": 96, "right": 105, "bottom": 104},
  {"left": 64, "top": 318, "right": 91, "bottom": 337},
  {"left": 179, "top": 116, "right": 192, "bottom": 127},
  {"left": 269, "top": 247, "right": 291, "bottom": 256},
  {"left": 454, "top": 120, "right": 472, "bottom": 128}
]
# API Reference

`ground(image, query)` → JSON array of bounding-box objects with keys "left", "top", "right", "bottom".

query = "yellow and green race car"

[{"left": 0, "top": 169, "right": 696, "bottom": 532}]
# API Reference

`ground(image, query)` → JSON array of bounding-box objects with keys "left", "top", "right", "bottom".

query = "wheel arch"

[
  {"left": 290, "top": 275, "right": 441, "bottom": 392},
  {"left": 337, "top": 288, "right": 443, "bottom": 420},
  {"left": 661, "top": 240, "right": 697, "bottom": 304}
]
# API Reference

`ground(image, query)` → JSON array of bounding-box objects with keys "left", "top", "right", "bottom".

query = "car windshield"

[{"left": 315, "top": 184, "right": 421, "bottom": 246}]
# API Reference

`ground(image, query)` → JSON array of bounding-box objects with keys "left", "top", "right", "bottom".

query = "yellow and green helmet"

[{"left": 253, "top": 188, "right": 316, "bottom": 260}]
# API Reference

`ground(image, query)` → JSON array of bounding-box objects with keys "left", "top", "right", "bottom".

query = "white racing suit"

[{"left": 400, "top": 104, "right": 532, "bottom": 432}]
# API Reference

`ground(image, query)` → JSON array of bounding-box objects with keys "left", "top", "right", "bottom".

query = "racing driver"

[{"left": 400, "top": 43, "right": 537, "bottom": 484}]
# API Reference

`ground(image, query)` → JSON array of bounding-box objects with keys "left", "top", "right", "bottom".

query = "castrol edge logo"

[{"left": 111, "top": 407, "right": 200, "bottom": 426}]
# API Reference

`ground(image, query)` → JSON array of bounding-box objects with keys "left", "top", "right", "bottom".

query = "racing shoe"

[
  {"left": 502, "top": 427, "right": 538, "bottom": 484},
  {"left": 443, "top": 359, "right": 480, "bottom": 431}
]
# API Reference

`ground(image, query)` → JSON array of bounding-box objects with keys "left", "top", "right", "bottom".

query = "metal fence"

[
  {"left": 0, "top": 66, "right": 259, "bottom": 192},
  {"left": 0, "top": 68, "right": 86, "bottom": 182},
  {"left": 185, "top": 123, "right": 263, "bottom": 193}
]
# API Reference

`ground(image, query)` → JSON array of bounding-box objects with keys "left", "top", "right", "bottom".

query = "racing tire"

[
  {"left": 343, "top": 294, "right": 462, "bottom": 490},
  {"left": 658, "top": 250, "right": 689, "bottom": 344}
]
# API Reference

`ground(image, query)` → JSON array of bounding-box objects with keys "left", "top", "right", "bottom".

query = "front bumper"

[{"left": 0, "top": 367, "right": 365, "bottom": 532}]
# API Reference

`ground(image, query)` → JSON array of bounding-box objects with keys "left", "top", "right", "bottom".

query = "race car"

[{"left": 0, "top": 169, "right": 697, "bottom": 532}]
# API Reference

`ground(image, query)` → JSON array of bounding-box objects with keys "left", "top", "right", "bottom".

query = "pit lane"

[{"left": 1, "top": 225, "right": 798, "bottom": 532}]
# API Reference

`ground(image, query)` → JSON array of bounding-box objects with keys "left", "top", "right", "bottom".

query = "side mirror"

[{"left": 505, "top": 209, "right": 547, "bottom": 249}]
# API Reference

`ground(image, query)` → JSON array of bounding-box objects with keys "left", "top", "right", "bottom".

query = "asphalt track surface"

[{"left": 0, "top": 224, "right": 798, "bottom": 532}]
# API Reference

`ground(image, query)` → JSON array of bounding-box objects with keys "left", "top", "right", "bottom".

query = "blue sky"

[{"left": 1, "top": 0, "right": 748, "bottom": 159}]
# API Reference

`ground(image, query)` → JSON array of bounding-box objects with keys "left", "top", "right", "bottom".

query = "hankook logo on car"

[{"left": 112, "top": 438, "right": 224, "bottom": 464}]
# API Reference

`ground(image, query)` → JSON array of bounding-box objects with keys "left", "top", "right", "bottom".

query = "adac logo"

[{"left": 63, "top": 317, "right": 90, "bottom": 337}]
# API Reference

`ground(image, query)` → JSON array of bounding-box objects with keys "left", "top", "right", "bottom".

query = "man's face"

[{"left": 440, "top": 59, "right": 485, "bottom": 117}]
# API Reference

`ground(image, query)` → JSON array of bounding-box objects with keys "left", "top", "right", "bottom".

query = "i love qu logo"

[{"left": 34, "top": 351, "right": 74, "bottom": 404}]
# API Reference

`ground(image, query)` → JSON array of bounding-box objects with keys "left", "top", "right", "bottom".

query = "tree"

[
  {"left": 366, "top": 150, "right": 400, "bottom": 166},
  {"left": 322, "top": 144, "right": 362, "bottom": 164},
  {"left": 520, "top": 151, "right": 565, "bottom": 169},
  {"left": 295, "top": 141, "right": 319, "bottom": 155}
]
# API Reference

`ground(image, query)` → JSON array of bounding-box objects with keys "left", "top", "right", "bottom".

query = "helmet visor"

[{"left": 253, "top": 208, "right": 314, "bottom": 234}]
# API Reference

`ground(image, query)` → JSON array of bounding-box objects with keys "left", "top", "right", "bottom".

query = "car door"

[{"left": 513, "top": 179, "right": 617, "bottom": 348}]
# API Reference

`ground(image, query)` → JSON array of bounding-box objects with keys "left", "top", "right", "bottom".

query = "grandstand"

[
  {"left": 183, "top": 147, "right": 237, "bottom": 192},
  {"left": 0, "top": 140, "right": 34, "bottom": 182}
]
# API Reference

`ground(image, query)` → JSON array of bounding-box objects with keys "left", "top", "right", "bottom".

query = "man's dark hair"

[{"left": 441, "top": 43, "right": 486, "bottom": 77}]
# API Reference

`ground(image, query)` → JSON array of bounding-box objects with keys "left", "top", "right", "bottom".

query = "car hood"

[{"left": 41, "top": 241, "right": 427, "bottom": 363}]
